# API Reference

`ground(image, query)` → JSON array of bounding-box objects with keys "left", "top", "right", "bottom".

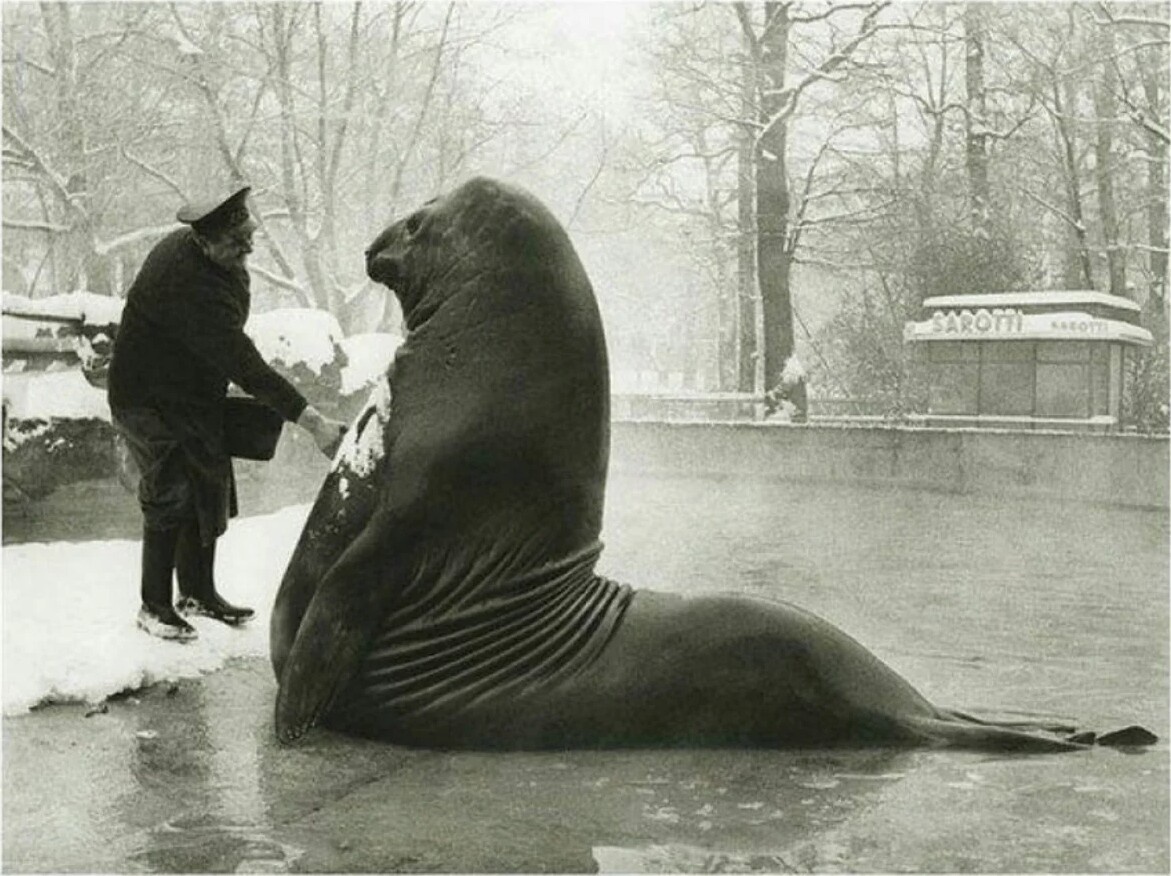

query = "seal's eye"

[{"left": 405, "top": 211, "right": 424, "bottom": 236}]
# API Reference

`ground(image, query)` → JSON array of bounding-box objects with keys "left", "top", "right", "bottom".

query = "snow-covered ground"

[{"left": 2, "top": 503, "right": 312, "bottom": 716}]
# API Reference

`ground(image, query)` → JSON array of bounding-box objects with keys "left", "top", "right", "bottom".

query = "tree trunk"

[
  {"left": 1140, "top": 48, "right": 1168, "bottom": 343},
  {"left": 1092, "top": 24, "right": 1125, "bottom": 297},
  {"left": 706, "top": 142, "right": 737, "bottom": 392},
  {"left": 270, "top": 4, "right": 330, "bottom": 311},
  {"left": 40, "top": 3, "right": 110, "bottom": 294},
  {"left": 963, "top": 3, "right": 991, "bottom": 232},
  {"left": 736, "top": 15, "right": 758, "bottom": 394},
  {"left": 1054, "top": 77, "right": 1094, "bottom": 288},
  {"left": 755, "top": 2, "right": 794, "bottom": 403}
]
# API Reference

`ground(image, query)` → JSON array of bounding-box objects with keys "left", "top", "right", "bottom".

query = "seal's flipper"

[
  {"left": 1097, "top": 725, "right": 1158, "bottom": 747},
  {"left": 941, "top": 708, "right": 1078, "bottom": 735},
  {"left": 908, "top": 715, "right": 1089, "bottom": 752},
  {"left": 275, "top": 521, "right": 402, "bottom": 743}
]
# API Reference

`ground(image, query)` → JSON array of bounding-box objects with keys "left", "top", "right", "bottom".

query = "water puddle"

[
  {"left": 593, "top": 843, "right": 798, "bottom": 874},
  {"left": 128, "top": 813, "right": 304, "bottom": 874}
]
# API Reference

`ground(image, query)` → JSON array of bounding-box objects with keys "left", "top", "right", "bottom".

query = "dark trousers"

[
  {"left": 112, "top": 404, "right": 236, "bottom": 545},
  {"left": 139, "top": 519, "right": 216, "bottom": 609}
]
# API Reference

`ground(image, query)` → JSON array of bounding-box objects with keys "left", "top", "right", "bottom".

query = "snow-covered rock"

[
  {"left": 246, "top": 308, "right": 345, "bottom": 375},
  {"left": 3, "top": 371, "right": 111, "bottom": 424},
  {"left": 244, "top": 308, "right": 351, "bottom": 415}
]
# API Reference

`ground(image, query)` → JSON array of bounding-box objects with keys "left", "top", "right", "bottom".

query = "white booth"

[{"left": 903, "top": 291, "right": 1153, "bottom": 431}]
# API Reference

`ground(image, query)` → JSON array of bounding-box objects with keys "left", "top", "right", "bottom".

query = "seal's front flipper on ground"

[{"left": 275, "top": 521, "right": 401, "bottom": 743}]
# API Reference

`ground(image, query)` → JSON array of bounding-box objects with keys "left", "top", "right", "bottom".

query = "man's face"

[{"left": 202, "top": 215, "right": 257, "bottom": 269}]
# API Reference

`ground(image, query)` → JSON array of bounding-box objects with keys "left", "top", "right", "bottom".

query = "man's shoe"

[
  {"left": 136, "top": 605, "right": 198, "bottom": 642},
  {"left": 176, "top": 595, "right": 255, "bottom": 626}
]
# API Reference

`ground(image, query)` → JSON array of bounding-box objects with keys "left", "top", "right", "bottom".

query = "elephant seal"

[{"left": 271, "top": 177, "right": 1155, "bottom": 753}]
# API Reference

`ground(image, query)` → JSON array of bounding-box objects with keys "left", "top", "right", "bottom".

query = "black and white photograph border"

[{"left": 2, "top": 1, "right": 1168, "bottom": 873}]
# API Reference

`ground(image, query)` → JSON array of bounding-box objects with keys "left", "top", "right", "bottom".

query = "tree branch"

[
  {"left": 2, "top": 219, "right": 71, "bottom": 233},
  {"left": 1, "top": 124, "right": 79, "bottom": 212},
  {"left": 250, "top": 262, "right": 310, "bottom": 298},
  {"left": 119, "top": 146, "right": 186, "bottom": 198},
  {"left": 758, "top": 2, "right": 891, "bottom": 144},
  {"left": 1094, "top": 3, "right": 1170, "bottom": 32},
  {"left": 1022, "top": 187, "right": 1086, "bottom": 232},
  {"left": 94, "top": 223, "right": 183, "bottom": 256}
]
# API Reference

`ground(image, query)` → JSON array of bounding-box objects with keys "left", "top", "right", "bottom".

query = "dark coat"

[{"left": 108, "top": 228, "right": 308, "bottom": 541}]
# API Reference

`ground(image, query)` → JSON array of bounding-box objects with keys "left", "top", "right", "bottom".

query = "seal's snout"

[{"left": 365, "top": 242, "right": 399, "bottom": 287}]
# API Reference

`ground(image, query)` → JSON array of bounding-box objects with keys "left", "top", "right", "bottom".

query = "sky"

[{"left": 475, "top": 1, "right": 650, "bottom": 123}]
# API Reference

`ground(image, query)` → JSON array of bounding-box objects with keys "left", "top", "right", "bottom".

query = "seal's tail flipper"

[
  {"left": 940, "top": 708, "right": 1078, "bottom": 735},
  {"left": 942, "top": 709, "right": 1160, "bottom": 748},
  {"left": 911, "top": 714, "right": 1159, "bottom": 753},
  {"left": 910, "top": 716, "right": 1089, "bottom": 752},
  {"left": 1096, "top": 725, "right": 1160, "bottom": 747}
]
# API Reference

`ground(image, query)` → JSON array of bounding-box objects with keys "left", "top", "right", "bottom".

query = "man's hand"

[{"left": 297, "top": 406, "right": 348, "bottom": 458}]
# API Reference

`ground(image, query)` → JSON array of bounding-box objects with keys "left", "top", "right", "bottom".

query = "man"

[{"left": 108, "top": 186, "right": 347, "bottom": 642}]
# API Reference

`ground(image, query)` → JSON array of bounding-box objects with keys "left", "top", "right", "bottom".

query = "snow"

[
  {"left": 780, "top": 354, "right": 806, "bottom": 385},
  {"left": 3, "top": 291, "right": 125, "bottom": 326},
  {"left": 2, "top": 370, "right": 112, "bottom": 424},
  {"left": 246, "top": 308, "right": 344, "bottom": 374},
  {"left": 2, "top": 503, "right": 311, "bottom": 716},
  {"left": 921, "top": 290, "right": 1142, "bottom": 312},
  {"left": 333, "top": 375, "right": 392, "bottom": 481},
  {"left": 339, "top": 332, "right": 400, "bottom": 394}
]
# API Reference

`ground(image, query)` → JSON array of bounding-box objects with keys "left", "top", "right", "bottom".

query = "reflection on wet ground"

[
  {"left": 3, "top": 474, "right": 1169, "bottom": 872},
  {"left": 4, "top": 659, "right": 1167, "bottom": 873}
]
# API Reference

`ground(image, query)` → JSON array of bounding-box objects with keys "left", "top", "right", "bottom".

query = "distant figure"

[
  {"left": 107, "top": 186, "right": 347, "bottom": 642},
  {"left": 765, "top": 354, "right": 808, "bottom": 423}
]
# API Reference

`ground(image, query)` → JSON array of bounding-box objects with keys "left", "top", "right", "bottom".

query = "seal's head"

[
  {"left": 360, "top": 177, "right": 609, "bottom": 536},
  {"left": 365, "top": 177, "right": 586, "bottom": 333}
]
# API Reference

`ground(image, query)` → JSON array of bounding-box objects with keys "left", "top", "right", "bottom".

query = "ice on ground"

[{"left": 1, "top": 503, "right": 312, "bottom": 716}]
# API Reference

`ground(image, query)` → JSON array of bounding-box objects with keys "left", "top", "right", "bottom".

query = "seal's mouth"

[{"left": 365, "top": 249, "right": 400, "bottom": 289}]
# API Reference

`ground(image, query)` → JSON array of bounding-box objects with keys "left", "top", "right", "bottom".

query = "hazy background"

[{"left": 3, "top": 1, "right": 1168, "bottom": 416}]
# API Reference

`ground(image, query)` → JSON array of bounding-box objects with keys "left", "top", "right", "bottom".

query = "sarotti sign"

[
  {"left": 930, "top": 308, "right": 1023, "bottom": 335},
  {"left": 904, "top": 309, "right": 1153, "bottom": 346}
]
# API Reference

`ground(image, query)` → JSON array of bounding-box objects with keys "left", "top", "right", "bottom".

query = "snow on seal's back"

[{"left": 333, "top": 374, "right": 392, "bottom": 497}]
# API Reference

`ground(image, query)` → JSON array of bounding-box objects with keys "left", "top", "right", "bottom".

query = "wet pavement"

[
  {"left": 5, "top": 657, "right": 1168, "bottom": 874},
  {"left": 4, "top": 474, "right": 1169, "bottom": 872}
]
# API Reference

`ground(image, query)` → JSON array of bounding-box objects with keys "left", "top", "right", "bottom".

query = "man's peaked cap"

[{"left": 177, "top": 186, "right": 252, "bottom": 236}]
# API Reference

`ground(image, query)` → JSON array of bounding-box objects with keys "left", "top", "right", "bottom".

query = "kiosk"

[{"left": 903, "top": 291, "right": 1153, "bottom": 431}]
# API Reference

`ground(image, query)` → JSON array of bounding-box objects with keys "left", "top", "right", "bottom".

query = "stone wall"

[{"left": 610, "top": 421, "right": 1170, "bottom": 510}]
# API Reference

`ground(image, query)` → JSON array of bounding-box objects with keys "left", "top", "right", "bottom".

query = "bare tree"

[
  {"left": 963, "top": 3, "right": 991, "bottom": 231},
  {"left": 1092, "top": 18, "right": 1126, "bottom": 296},
  {"left": 735, "top": 1, "right": 890, "bottom": 405}
]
